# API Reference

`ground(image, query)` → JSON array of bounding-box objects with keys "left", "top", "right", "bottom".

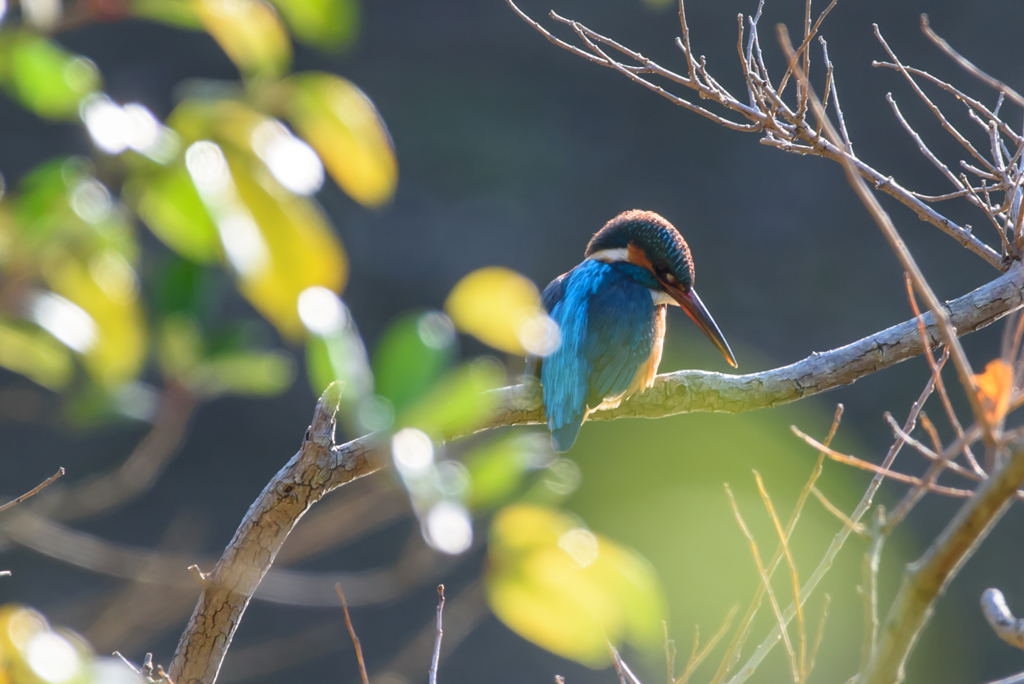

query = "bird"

[{"left": 528, "top": 209, "right": 737, "bottom": 452}]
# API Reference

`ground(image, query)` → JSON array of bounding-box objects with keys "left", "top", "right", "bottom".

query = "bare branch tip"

[
  {"left": 310, "top": 381, "right": 344, "bottom": 446},
  {"left": 187, "top": 564, "right": 209, "bottom": 588}
]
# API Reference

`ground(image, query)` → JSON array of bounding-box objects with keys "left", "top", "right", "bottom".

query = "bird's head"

[{"left": 585, "top": 209, "right": 738, "bottom": 368}]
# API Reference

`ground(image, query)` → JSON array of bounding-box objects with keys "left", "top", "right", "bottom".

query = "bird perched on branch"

[{"left": 529, "top": 209, "right": 737, "bottom": 452}]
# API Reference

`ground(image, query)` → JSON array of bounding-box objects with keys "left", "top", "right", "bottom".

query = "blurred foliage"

[
  {"left": 486, "top": 504, "right": 665, "bottom": 668},
  {"left": 446, "top": 266, "right": 547, "bottom": 356},
  {"left": 0, "top": 0, "right": 780, "bottom": 675},
  {"left": 0, "top": 32, "right": 100, "bottom": 119},
  {"left": 273, "top": 73, "right": 398, "bottom": 207},
  {"left": 0, "top": 0, "right": 391, "bottom": 419},
  {"left": 0, "top": 604, "right": 143, "bottom": 683}
]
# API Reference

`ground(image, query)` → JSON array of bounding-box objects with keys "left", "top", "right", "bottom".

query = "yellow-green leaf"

[
  {"left": 132, "top": 0, "right": 205, "bottom": 29},
  {"left": 398, "top": 358, "right": 503, "bottom": 441},
  {"left": 131, "top": 160, "right": 222, "bottom": 264},
  {"left": 0, "top": 32, "right": 100, "bottom": 119},
  {"left": 192, "top": 0, "right": 291, "bottom": 79},
  {"left": 187, "top": 350, "right": 294, "bottom": 396},
  {"left": 0, "top": 318, "right": 74, "bottom": 389},
  {"left": 486, "top": 504, "right": 666, "bottom": 668},
  {"left": 464, "top": 434, "right": 538, "bottom": 510},
  {"left": 224, "top": 149, "right": 347, "bottom": 339},
  {"left": 445, "top": 267, "right": 550, "bottom": 356},
  {"left": 42, "top": 251, "right": 147, "bottom": 387},
  {"left": 267, "top": 0, "right": 358, "bottom": 50},
  {"left": 281, "top": 73, "right": 397, "bottom": 207},
  {"left": 373, "top": 310, "right": 455, "bottom": 414}
]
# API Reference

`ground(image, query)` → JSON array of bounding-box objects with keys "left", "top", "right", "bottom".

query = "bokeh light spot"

[
  {"left": 425, "top": 501, "right": 473, "bottom": 555},
  {"left": 28, "top": 291, "right": 98, "bottom": 354},
  {"left": 558, "top": 528, "right": 599, "bottom": 568},
  {"left": 251, "top": 119, "right": 324, "bottom": 196},
  {"left": 26, "top": 631, "right": 80, "bottom": 683},
  {"left": 297, "top": 286, "right": 347, "bottom": 336},
  {"left": 391, "top": 427, "right": 433, "bottom": 477}
]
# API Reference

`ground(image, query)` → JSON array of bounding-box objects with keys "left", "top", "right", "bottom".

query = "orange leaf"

[{"left": 974, "top": 359, "right": 1013, "bottom": 424}]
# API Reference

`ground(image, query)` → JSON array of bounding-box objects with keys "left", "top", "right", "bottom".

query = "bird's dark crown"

[{"left": 585, "top": 210, "right": 694, "bottom": 290}]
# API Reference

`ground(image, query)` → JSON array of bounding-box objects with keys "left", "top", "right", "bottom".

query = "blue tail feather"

[{"left": 550, "top": 415, "right": 584, "bottom": 453}]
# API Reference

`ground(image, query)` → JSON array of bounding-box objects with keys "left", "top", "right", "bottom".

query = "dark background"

[{"left": 3, "top": 0, "right": 1024, "bottom": 682}]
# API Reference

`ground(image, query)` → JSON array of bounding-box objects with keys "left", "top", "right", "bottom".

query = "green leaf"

[
  {"left": 464, "top": 434, "right": 539, "bottom": 510},
  {"left": 267, "top": 0, "right": 359, "bottom": 50},
  {"left": 372, "top": 311, "right": 456, "bottom": 414},
  {"left": 398, "top": 358, "right": 504, "bottom": 440},
  {"left": 131, "top": 0, "right": 205, "bottom": 28},
  {"left": 277, "top": 73, "right": 397, "bottom": 207},
  {"left": 153, "top": 257, "right": 211, "bottom": 319},
  {"left": 157, "top": 314, "right": 203, "bottom": 379},
  {"left": 306, "top": 328, "right": 372, "bottom": 406},
  {"left": 9, "top": 161, "right": 147, "bottom": 387},
  {"left": 130, "top": 161, "right": 222, "bottom": 264},
  {"left": 187, "top": 349, "right": 294, "bottom": 396},
  {"left": 0, "top": 32, "right": 100, "bottom": 119},
  {"left": 486, "top": 504, "right": 666, "bottom": 668},
  {"left": 0, "top": 318, "right": 74, "bottom": 389}
]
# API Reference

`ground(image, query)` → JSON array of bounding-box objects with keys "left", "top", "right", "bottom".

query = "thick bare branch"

[
  {"left": 168, "top": 385, "right": 386, "bottom": 684},
  {"left": 863, "top": 434, "right": 1024, "bottom": 684}
]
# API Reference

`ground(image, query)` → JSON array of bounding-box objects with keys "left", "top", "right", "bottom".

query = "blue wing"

[
  {"left": 540, "top": 261, "right": 656, "bottom": 452},
  {"left": 583, "top": 272, "right": 656, "bottom": 407}
]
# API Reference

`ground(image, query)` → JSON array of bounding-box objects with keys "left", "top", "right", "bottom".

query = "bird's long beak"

[{"left": 666, "top": 285, "right": 738, "bottom": 369}]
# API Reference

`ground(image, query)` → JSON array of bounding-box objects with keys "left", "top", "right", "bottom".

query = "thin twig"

[
  {"left": 724, "top": 484, "right": 799, "bottom": 683},
  {"left": 904, "top": 278, "right": 983, "bottom": 475},
  {"left": 429, "top": 584, "right": 445, "bottom": 684},
  {"left": 336, "top": 584, "right": 370, "bottom": 684},
  {"left": 810, "top": 488, "right": 865, "bottom": 535},
  {"left": 726, "top": 366, "right": 940, "bottom": 684},
  {"left": 875, "top": 26, "right": 994, "bottom": 173},
  {"left": 807, "top": 594, "right": 830, "bottom": 678},
  {"left": 0, "top": 468, "right": 65, "bottom": 513},
  {"left": 792, "top": 428, "right": 973, "bottom": 498},
  {"left": 664, "top": 622, "right": 677, "bottom": 684},
  {"left": 920, "top": 15, "right": 1024, "bottom": 108},
  {"left": 753, "top": 472, "right": 805, "bottom": 680},
  {"left": 710, "top": 405, "right": 842, "bottom": 684},
  {"left": 675, "top": 607, "right": 738, "bottom": 684},
  {"left": 857, "top": 507, "right": 886, "bottom": 675}
]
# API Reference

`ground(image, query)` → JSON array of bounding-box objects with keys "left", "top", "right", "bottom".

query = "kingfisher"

[{"left": 529, "top": 209, "right": 738, "bottom": 452}]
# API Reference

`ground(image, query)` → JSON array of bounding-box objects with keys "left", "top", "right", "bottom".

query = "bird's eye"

[{"left": 664, "top": 272, "right": 678, "bottom": 284}]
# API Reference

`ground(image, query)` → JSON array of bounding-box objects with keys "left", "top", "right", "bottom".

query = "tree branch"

[
  {"left": 863, "top": 433, "right": 1024, "bottom": 684},
  {"left": 167, "top": 385, "right": 386, "bottom": 684},
  {"left": 482, "top": 261, "right": 1024, "bottom": 433}
]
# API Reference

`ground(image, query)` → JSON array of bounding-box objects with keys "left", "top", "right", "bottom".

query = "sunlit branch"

[{"left": 483, "top": 262, "right": 1024, "bottom": 433}]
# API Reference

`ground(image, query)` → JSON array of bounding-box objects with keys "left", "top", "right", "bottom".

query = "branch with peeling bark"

[{"left": 167, "top": 386, "right": 385, "bottom": 684}]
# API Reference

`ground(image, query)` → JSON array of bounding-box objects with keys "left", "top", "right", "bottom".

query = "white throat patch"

[
  {"left": 650, "top": 289, "right": 677, "bottom": 306},
  {"left": 586, "top": 247, "right": 629, "bottom": 263}
]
